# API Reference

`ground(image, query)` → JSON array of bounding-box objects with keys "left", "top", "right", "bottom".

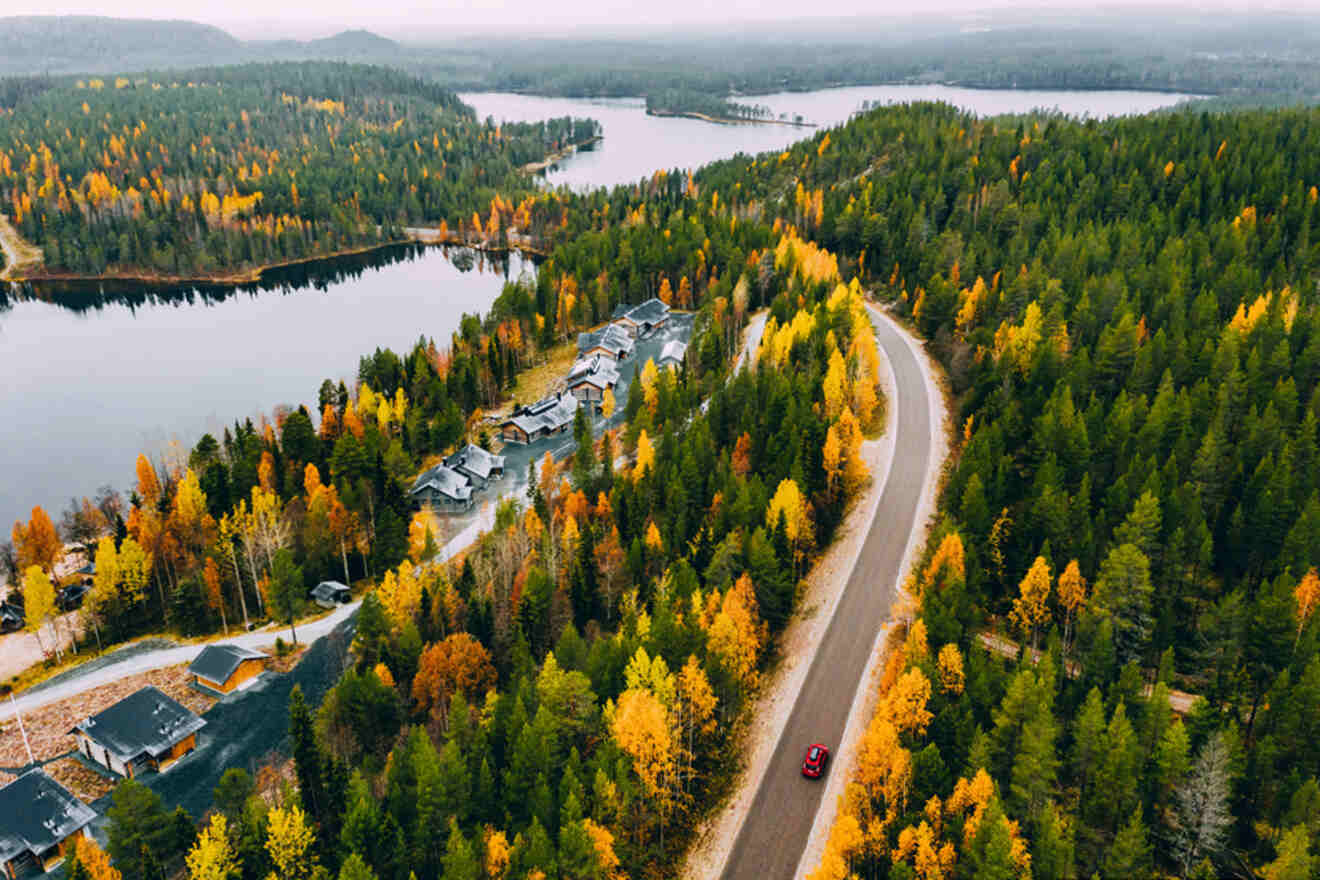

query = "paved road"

[{"left": 721, "top": 308, "right": 934, "bottom": 880}]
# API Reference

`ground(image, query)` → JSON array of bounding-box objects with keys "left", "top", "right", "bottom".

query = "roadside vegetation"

[{"left": 692, "top": 100, "right": 1320, "bottom": 876}]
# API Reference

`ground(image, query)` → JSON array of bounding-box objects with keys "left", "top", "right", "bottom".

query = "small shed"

[
  {"left": 188, "top": 644, "right": 269, "bottom": 694},
  {"left": 70, "top": 686, "right": 205, "bottom": 778},
  {"left": 0, "top": 770, "right": 96, "bottom": 878},
  {"left": 311, "top": 581, "right": 352, "bottom": 608}
]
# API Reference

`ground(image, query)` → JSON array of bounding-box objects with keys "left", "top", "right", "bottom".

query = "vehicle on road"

[{"left": 801, "top": 743, "right": 830, "bottom": 779}]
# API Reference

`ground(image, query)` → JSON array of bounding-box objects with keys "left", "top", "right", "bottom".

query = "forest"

[
  {"left": 10, "top": 36, "right": 1320, "bottom": 878},
  {"left": 0, "top": 61, "right": 596, "bottom": 278},
  {"left": 687, "top": 100, "right": 1320, "bottom": 876},
  {"left": 12, "top": 133, "right": 883, "bottom": 878}
]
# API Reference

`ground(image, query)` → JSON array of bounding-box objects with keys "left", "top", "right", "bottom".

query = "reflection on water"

[
  {"left": 0, "top": 243, "right": 524, "bottom": 316},
  {"left": 0, "top": 244, "right": 534, "bottom": 528}
]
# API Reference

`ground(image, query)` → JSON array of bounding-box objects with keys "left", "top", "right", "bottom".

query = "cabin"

[
  {"left": 658, "top": 339, "right": 688, "bottom": 371},
  {"left": 311, "top": 581, "right": 352, "bottom": 608},
  {"left": 612, "top": 298, "right": 671, "bottom": 338},
  {"left": 188, "top": 644, "right": 269, "bottom": 695},
  {"left": 409, "top": 464, "right": 474, "bottom": 512},
  {"left": 0, "top": 770, "right": 96, "bottom": 878},
  {"left": 74, "top": 562, "right": 95, "bottom": 587},
  {"left": 444, "top": 444, "right": 506, "bottom": 489},
  {"left": 70, "top": 686, "right": 205, "bottom": 778},
  {"left": 576, "top": 324, "right": 635, "bottom": 361},
  {"left": 0, "top": 602, "right": 22, "bottom": 634},
  {"left": 499, "top": 394, "right": 579, "bottom": 444},
  {"left": 566, "top": 355, "right": 620, "bottom": 405}
]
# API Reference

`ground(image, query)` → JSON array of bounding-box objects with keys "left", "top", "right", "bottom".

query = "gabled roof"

[
  {"left": 567, "top": 356, "right": 620, "bottom": 390},
  {"left": 613, "top": 297, "right": 671, "bottom": 328},
  {"left": 444, "top": 444, "right": 505, "bottom": 481},
  {"left": 578, "top": 323, "right": 634, "bottom": 357},
  {"left": 71, "top": 686, "right": 206, "bottom": 761},
  {"left": 626, "top": 297, "right": 671, "bottom": 325},
  {"left": 659, "top": 339, "right": 688, "bottom": 366},
  {"left": 0, "top": 770, "right": 96, "bottom": 865},
  {"left": 311, "top": 581, "right": 350, "bottom": 602},
  {"left": 503, "top": 393, "right": 579, "bottom": 437},
  {"left": 188, "top": 644, "right": 268, "bottom": 685},
  {"left": 409, "top": 463, "right": 473, "bottom": 502}
]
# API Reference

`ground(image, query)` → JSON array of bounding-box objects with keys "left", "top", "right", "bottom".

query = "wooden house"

[
  {"left": 499, "top": 394, "right": 579, "bottom": 444},
  {"left": 566, "top": 355, "right": 621, "bottom": 405},
  {"left": 612, "top": 298, "right": 671, "bottom": 338},
  {"left": 444, "top": 444, "right": 506, "bottom": 489},
  {"left": 70, "top": 686, "right": 205, "bottom": 778},
  {"left": 408, "top": 464, "right": 474, "bottom": 512},
  {"left": 188, "top": 644, "right": 269, "bottom": 695},
  {"left": 0, "top": 770, "right": 96, "bottom": 878}
]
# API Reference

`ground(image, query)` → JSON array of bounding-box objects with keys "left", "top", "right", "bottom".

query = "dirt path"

[{"left": 0, "top": 212, "right": 43, "bottom": 280}]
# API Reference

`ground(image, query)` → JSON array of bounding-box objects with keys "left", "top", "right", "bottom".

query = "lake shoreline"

[
  {"left": 5, "top": 233, "right": 547, "bottom": 290},
  {"left": 645, "top": 108, "right": 817, "bottom": 128}
]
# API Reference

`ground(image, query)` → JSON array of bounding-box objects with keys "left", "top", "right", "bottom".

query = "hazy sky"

[{"left": 1, "top": 0, "right": 1306, "bottom": 39}]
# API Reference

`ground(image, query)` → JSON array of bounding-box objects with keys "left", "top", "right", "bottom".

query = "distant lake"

[
  {"left": 461, "top": 85, "right": 1195, "bottom": 190},
  {"left": 2, "top": 84, "right": 1193, "bottom": 531}
]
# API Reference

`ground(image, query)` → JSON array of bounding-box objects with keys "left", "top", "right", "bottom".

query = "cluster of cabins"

[
  {"left": 0, "top": 643, "right": 273, "bottom": 877},
  {"left": 503, "top": 297, "right": 684, "bottom": 442},
  {"left": 408, "top": 298, "right": 684, "bottom": 514}
]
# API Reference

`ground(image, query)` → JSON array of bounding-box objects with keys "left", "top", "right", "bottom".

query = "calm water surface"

[
  {"left": 1, "top": 247, "right": 532, "bottom": 528},
  {"left": 461, "top": 85, "right": 1193, "bottom": 190},
  {"left": 3, "top": 85, "right": 1192, "bottom": 529}
]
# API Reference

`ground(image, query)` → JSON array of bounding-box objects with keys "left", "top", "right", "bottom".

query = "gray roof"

[
  {"left": 0, "top": 770, "right": 96, "bottom": 865},
  {"left": 659, "top": 340, "right": 688, "bottom": 366},
  {"left": 409, "top": 464, "right": 473, "bottom": 502},
  {"left": 71, "top": 686, "right": 206, "bottom": 761},
  {"left": 567, "top": 355, "right": 620, "bottom": 390},
  {"left": 311, "top": 581, "right": 350, "bottom": 602},
  {"left": 578, "top": 323, "right": 634, "bottom": 357},
  {"left": 504, "top": 393, "right": 579, "bottom": 437},
  {"left": 444, "top": 444, "right": 505, "bottom": 481},
  {"left": 188, "top": 644, "right": 268, "bottom": 685},
  {"left": 616, "top": 297, "right": 671, "bottom": 327}
]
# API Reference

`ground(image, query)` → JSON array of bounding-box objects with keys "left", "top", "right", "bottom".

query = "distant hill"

[
  {"left": 308, "top": 29, "right": 400, "bottom": 55},
  {"left": 0, "top": 16, "right": 242, "bottom": 75},
  {"left": 0, "top": 16, "right": 404, "bottom": 77}
]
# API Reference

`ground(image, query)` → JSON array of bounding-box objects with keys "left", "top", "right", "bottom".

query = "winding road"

[{"left": 720, "top": 306, "right": 939, "bottom": 880}]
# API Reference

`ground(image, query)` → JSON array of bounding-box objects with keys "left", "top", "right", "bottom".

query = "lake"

[
  {"left": 2, "top": 84, "right": 1192, "bottom": 530},
  {"left": 460, "top": 85, "right": 1194, "bottom": 191}
]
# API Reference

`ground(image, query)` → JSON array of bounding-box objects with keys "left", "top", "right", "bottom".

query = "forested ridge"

[
  {"left": 0, "top": 61, "right": 596, "bottom": 278},
  {"left": 691, "top": 103, "right": 1320, "bottom": 876}
]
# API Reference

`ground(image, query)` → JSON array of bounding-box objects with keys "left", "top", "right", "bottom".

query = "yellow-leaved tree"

[
  {"left": 1057, "top": 559, "right": 1087, "bottom": 653},
  {"left": 1009, "top": 556, "right": 1052, "bottom": 652},
  {"left": 263, "top": 804, "right": 317, "bottom": 880},
  {"left": 186, "top": 813, "right": 240, "bottom": 880},
  {"left": 70, "top": 835, "right": 121, "bottom": 880},
  {"left": 23, "top": 565, "right": 59, "bottom": 659},
  {"left": 634, "top": 430, "right": 656, "bottom": 482}
]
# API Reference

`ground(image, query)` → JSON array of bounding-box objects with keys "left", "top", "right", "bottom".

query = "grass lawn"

[{"left": 508, "top": 341, "right": 579, "bottom": 408}]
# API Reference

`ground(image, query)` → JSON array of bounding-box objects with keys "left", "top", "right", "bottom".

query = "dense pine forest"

[
  {"left": 691, "top": 104, "right": 1320, "bottom": 876},
  {"left": 13, "top": 125, "right": 883, "bottom": 876},
  {"left": 12, "top": 43, "right": 1320, "bottom": 878},
  {"left": 0, "top": 62, "right": 596, "bottom": 278}
]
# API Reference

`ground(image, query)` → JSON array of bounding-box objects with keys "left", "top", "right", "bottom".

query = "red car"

[{"left": 802, "top": 743, "right": 830, "bottom": 778}]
